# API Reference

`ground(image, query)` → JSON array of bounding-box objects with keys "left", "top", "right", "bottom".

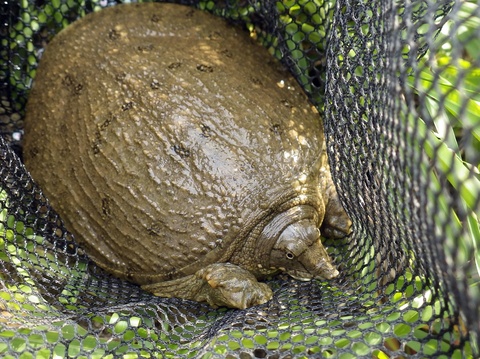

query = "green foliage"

[{"left": 406, "top": 0, "right": 480, "bottom": 288}]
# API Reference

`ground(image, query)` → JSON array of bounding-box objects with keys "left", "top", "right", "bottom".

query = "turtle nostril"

[
  {"left": 314, "top": 260, "right": 339, "bottom": 279},
  {"left": 328, "top": 268, "right": 340, "bottom": 279}
]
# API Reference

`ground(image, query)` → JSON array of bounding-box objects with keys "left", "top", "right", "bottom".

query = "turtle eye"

[{"left": 285, "top": 251, "right": 295, "bottom": 260}]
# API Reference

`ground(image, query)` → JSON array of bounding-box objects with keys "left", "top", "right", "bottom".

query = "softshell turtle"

[{"left": 23, "top": 2, "right": 351, "bottom": 309}]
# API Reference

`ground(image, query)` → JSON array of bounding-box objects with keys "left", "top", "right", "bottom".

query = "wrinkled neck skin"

[{"left": 231, "top": 202, "right": 338, "bottom": 281}]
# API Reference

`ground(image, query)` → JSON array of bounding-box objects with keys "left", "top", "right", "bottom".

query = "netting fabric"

[{"left": 1, "top": 0, "right": 479, "bottom": 358}]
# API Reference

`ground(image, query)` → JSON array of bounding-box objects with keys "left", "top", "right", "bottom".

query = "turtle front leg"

[
  {"left": 142, "top": 263, "right": 272, "bottom": 309},
  {"left": 195, "top": 263, "right": 273, "bottom": 309},
  {"left": 322, "top": 180, "right": 352, "bottom": 238},
  {"left": 320, "top": 152, "right": 352, "bottom": 239}
]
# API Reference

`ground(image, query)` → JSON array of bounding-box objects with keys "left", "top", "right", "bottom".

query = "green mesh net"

[{"left": 1, "top": 0, "right": 479, "bottom": 358}]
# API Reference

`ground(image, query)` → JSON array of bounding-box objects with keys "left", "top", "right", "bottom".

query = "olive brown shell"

[{"left": 23, "top": 3, "right": 330, "bottom": 286}]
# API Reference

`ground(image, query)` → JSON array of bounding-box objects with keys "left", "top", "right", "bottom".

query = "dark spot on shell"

[
  {"left": 62, "top": 75, "right": 83, "bottom": 95},
  {"left": 208, "top": 31, "right": 222, "bottom": 40},
  {"left": 27, "top": 146, "right": 39, "bottom": 159},
  {"left": 92, "top": 129, "right": 102, "bottom": 154},
  {"left": 250, "top": 76, "right": 262, "bottom": 86},
  {"left": 115, "top": 72, "right": 127, "bottom": 82},
  {"left": 137, "top": 44, "right": 154, "bottom": 52},
  {"left": 99, "top": 115, "right": 114, "bottom": 131},
  {"left": 185, "top": 9, "right": 195, "bottom": 17},
  {"left": 108, "top": 29, "right": 120, "bottom": 40},
  {"left": 61, "top": 75, "right": 72, "bottom": 86},
  {"left": 147, "top": 223, "right": 162, "bottom": 236},
  {"left": 150, "top": 14, "right": 160, "bottom": 22},
  {"left": 150, "top": 79, "right": 161, "bottom": 89},
  {"left": 101, "top": 197, "right": 112, "bottom": 217},
  {"left": 219, "top": 48, "right": 233, "bottom": 58},
  {"left": 266, "top": 59, "right": 277, "bottom": 66},
  {"left": 280, "top": 99, "right": 292, "bottom": 108},
  {"left": 167, "top": 62, "right": 181, "bottom": 70},
  {"left": 196, "top": 64, "right": 213, "bottom": 73},
  {"left": 172, "top": 144, "right": 190, "bottom": 158},
  {"left": 199, "top": 123, "right": 211, "bottom": 137},
  {"left": 92, "top": 143, "right": 100, "bottom": 154},
  {"left": 74, "top": 84, "right": 83, "bottom": 94},
  {"left": 270, "top": 124, "right": 282, "bottom": 135},
  {"left": 122, "top": 101, "right": 134, "bottom": 111},
  {"left": 94, "top": 130, "right": 102, "bottom": 141}
]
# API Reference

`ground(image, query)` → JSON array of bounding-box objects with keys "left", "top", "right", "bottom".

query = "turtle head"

[{"left": 269, "top": 220, "right": 339, "bottom": 281}]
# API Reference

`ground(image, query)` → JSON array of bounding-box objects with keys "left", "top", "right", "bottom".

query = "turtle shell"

[{"left": 23, "top": 3, "right": 326, "bottom": 285}]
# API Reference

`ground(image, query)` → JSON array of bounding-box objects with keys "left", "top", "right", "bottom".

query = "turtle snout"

[
  {"left": 313, "top": 260, "right": 339, "bottom": 279},
  {"left": 298, "top": 242, "right": 339, "bottom": 280}
]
